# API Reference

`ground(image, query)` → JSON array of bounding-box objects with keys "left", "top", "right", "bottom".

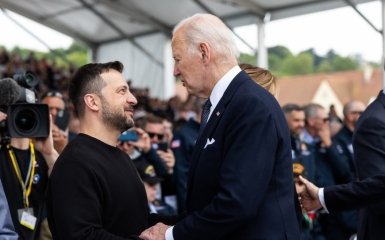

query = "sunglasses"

[
  {"left": 147, "top": 132, "right": 164, "bottom": 139},
  {"left": 45, "top": 91, "right": 64, "bottom": 99}
]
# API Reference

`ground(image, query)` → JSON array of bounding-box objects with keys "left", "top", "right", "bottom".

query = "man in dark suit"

[
  {"left": 299, "top": 91, "right": 385, "bottom": 240},
  {"left": 140, "top": 13, "right": 300, "bottom": 240},
  {"left": 300, "top": 175, "right": 385, "bottom": 212},
  {"left": 353, "top": 91, "right": 385, "bottom": 240}
]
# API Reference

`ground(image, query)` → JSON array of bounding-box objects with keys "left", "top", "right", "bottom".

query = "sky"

[{"left": 0, "top": 1, "right": 382, "bottom": 63}]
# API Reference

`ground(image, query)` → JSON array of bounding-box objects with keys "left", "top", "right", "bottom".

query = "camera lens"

[
  {"left": 24, "top": 72, "right": 38, "bottom": 87},
  {"left": 14, "top": 108, "right": 37, "bottom": 133},
  {"left": 13, "top": 71, "right": 38, "bottom": 89},
  {"left": 7, "top": 103, "right": 49, "bottom": 138}
]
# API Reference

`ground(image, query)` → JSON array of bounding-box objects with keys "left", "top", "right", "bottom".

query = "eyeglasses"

[
  {"left": 148, "top": 132, "right": 164, "bottom": 139},
  {"left": 45, "top": 91, "right": 64, "bottom": 99}
]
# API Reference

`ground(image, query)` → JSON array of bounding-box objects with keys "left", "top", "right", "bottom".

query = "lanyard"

[{"left": 7, "top": 140, "right": 36, "bottom": 208}]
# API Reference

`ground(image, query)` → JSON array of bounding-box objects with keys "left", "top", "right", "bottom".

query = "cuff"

[
  {"left": 318, "top": 187, "right": 329, "bottom": 213},
  {"left": 165, "top": 226, "right": 174, "bottom": 240}
]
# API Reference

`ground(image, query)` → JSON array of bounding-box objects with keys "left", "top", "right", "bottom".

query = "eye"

[{"left": 119, "top": 88, "right": 127, "bottom": 94}]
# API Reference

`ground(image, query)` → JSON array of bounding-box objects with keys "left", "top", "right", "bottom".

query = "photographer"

[
  {"left": 0, "top": 111, "right": 58, "bottom": 240},
  {"left": 0, "top": 76, "right": 58, "bottom": 240},
  {"left": 41, "top": 91, "right": 69, "bottom": 154}
]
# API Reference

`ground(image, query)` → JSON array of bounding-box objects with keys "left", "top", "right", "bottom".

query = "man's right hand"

[{"left": 298, "top": 175, "right": 322, "bottom": 212}]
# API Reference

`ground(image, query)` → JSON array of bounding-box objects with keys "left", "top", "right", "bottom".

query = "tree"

[{"left": 281, "top": 52, "right": 314, "bottom": 75}]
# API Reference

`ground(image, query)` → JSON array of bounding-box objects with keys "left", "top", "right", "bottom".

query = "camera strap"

[{"left": 7, "top": 140, "right": 36, "bottom": 208}]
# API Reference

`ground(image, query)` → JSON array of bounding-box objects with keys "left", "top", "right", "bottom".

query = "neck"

[
  {"left": 202, "top": 65, "right": 235, "bottom": 98},
  {"left": 10, "top": 138, "right": 30, "bottom": 150},
  {"left": 79, "top": 117, "right": 120, "bottom": 147},
  {"left": 306, "top": 127, "right": 318, "bottom": 138}
]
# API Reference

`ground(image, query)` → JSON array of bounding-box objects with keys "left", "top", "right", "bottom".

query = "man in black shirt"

[{"left": 47, "top": 61, "right": 151, "bottom": 239}]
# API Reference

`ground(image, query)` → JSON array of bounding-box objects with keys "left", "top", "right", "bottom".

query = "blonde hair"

[{"left": 240, "top": 63, "right": 276, "bottom": 96}]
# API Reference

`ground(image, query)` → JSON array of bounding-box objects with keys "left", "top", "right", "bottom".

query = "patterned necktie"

[{"left": 200, "top": 99, "right": 211, "bottom": 132}]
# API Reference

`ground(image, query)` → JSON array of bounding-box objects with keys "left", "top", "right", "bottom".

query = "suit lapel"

[
  {"left": 195, "top": 71, "right": 249, "bottom": 148},
  {"left": 185, "top": 71, "right": 250, "bottom": 207},
  {"left": 376, "top": 90, "right": 385, "bottom": 108}
]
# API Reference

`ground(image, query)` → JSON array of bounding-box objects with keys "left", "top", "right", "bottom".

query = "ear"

[
  {"left": 84, "top": 93, "right": 100, "bottom": 112},
  {"left": 199, "top": 42, "right": 210, "bottom": 63}
]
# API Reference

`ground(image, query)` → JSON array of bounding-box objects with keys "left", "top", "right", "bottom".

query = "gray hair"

[
  {"left": 173, "top": 13, "right": 239, "bottom": 62},
  {"left": 304, "top": 103, "right": 324, "bottom": 119}
]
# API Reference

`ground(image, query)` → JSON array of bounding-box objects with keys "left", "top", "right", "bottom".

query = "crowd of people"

[{"left": 0, "top": 13, "right": 382, "bottom": 240}]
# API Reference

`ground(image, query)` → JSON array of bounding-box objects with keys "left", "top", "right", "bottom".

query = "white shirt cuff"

[
  {"left": 165, "top": 226, "right": 174, "bottom": 240},
  {"left": 318, "top": 187, "right": 329, "bottom": 213}
]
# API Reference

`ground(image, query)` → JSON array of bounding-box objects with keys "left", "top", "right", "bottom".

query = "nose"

[
  {"left": 173, "top": 66, "right": 180, "bottom": 77},
  {"left": 128, "top": 92, "right": 138, "bottom": 105}
]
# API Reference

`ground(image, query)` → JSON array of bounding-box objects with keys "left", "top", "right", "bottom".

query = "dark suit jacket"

[
  {"left": 352, "top": 91, "right": 385, "bottom": 240},
  {"left": 325, "top": 174, "right": 385, "bottom": 211},
  {"left": 172, "top": 71, "right": 300, "bottom": 240}
]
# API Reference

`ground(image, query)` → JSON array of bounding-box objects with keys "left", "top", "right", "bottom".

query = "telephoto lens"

[{"left": 13, "top": 71, "right": 38, "bottom": 89}]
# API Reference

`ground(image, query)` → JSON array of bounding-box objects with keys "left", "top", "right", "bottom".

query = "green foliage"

[
  {"left": 239, "top": 45, "right": 362, "bottom": 76},
  {"left": 239, "top": 52, "right": 256, "bottom": 65},
  {"left": 269, "top": 46, "right": 293, "bottom": 59},
  {"left": 281, "top": 52, "right": 314, "bottom": 75},
  {"left": 5, "top": 42, "right": 88, "bottom": 69}
]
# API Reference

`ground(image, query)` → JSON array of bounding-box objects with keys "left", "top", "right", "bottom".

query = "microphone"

[{"left": 0, "top": 78, "right": 22, "bottom": 107}]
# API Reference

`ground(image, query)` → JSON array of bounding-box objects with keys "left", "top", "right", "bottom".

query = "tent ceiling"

[{"left": 0, "top": 0, "right": 377, "bottom": 48}]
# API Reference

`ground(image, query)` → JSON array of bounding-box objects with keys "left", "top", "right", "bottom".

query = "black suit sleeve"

[
  {"left": 324, "top": 174, "right": 385, "bottom": 212},
  {"left": 354, "top": 105, "right": 385, "bottom": 214}
]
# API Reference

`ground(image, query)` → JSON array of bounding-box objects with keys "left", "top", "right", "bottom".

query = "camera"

[
  {"left": 13, "top": 71, "right": 39, "bottom": 89},
  {"left": 0, "top": 73, "right": 49, "bottom": 143}
]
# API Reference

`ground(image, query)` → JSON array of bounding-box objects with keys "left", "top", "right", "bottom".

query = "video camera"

[{"left": 0, "top": 72, "right": 49, "bottom": 144}]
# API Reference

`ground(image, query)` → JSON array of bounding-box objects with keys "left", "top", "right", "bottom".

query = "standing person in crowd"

[
  {"left": 331, "top": 100, "right": 366, "bottom": 239},
  {"left": 39, "top": 91, "right": 69, "bottom": 240},
  {"left": 303, "top": 103, "right": 354, "bottom": 239},
  {"left": 350, "top": 90, "right": 385, "bottom": 239},
  {"left": 299, "top": 175, "right": 385, "bottom": 223},
  {"left": 41, "top": 91, "right": 69, "bottom": 154},
  {"left": 334, "top": 100, "right": 366, "bottom": 178},
  {"left": 299, "top": 174, "right": 385, "bottom": 240},
  {"left": 139, "top": 114, "right": 176, "bottom": 210},
  {"left": 282, "top": 103, "right": 315, "bottom": 238},
  {"left": 0, "top": 103, "right": 58, "bottom": 240},
  {"left": 47, "top": 61, "right": 151, "bottom": 239},
  {"left": 171, "top": 96, "right": 203, "bottom": 213},
  {"left": 282, "top": 104, "right": 312, "bottom": 178},
  {"left": 118, "top": 128, "right": 173, "bottom": 194},
  {"left": 140, "top": 13, "right": 300, "bottom": 240}
]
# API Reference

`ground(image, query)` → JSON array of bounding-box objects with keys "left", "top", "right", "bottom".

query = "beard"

[{"left": 100, "top": 97, "right": 134, "bottom": 132}]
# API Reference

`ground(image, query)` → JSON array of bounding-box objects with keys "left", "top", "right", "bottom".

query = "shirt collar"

[{"left": 208, "top": 65, "right": 241, "bottom": 118}]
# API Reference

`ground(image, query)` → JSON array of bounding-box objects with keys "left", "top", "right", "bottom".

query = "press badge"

[{"left": 18, "top": 208, "right": 36, "bottom": 230}]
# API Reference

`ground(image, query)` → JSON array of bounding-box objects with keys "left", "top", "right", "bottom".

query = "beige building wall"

[{"left": 312, "top": 80, "right": 343, "bottom": 118}]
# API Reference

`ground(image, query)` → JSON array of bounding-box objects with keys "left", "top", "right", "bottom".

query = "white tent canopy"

[{"left": 0, "top": 0, "right": 382, "bottom": 99}]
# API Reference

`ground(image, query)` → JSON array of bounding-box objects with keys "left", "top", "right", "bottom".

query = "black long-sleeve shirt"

[{"left": 47, "top": 133, "right": 148, "bottom": 240}]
